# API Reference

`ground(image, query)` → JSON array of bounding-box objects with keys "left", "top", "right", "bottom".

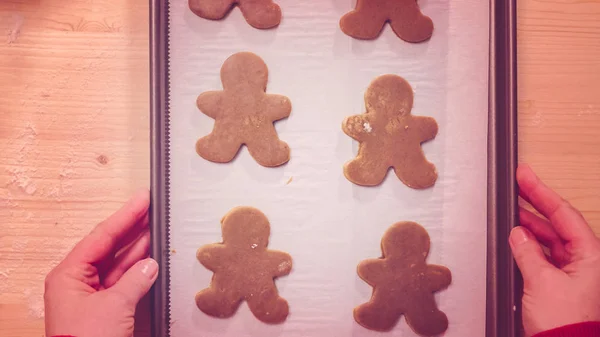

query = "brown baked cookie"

[
  {"left": 354, "top": 222, "right": 451, "bottom": 336},
  {"left": 195, "top": 206, "right": 292, "bottom": 324},
  {"left": 339, "top": 0, "right": 433, "bottom": 42},
  {"left": 189, "top": 0, "right": 282, "bottom": 29},
  {"left": 195, "top": 52, "right": 292, "bottom": 167},
  {"left": 342, "top": 74, "right": 437, "bottom": 188}
]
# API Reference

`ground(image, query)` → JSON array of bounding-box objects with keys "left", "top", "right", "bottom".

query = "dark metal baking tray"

[
  {"left": 149, "top": 0, "right": 519, "bottom": 336},
  {"left": 487, "top": 1, "right": 519, "bottom": 337}
]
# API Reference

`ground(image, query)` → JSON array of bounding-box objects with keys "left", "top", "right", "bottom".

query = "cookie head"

[
  {"left": 365, "top": 74, "right": 413, "bottom": 118},
  {"left": 220, "top": 52, "right": 269, "bottom": 92},
  {"left": 221, "top": 206, "right": 270, "bottom": 250},
  {"left": 382, "top": 222, "right": 430, "bottom": 263}
]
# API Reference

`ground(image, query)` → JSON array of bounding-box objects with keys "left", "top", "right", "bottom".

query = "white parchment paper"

[{"left": 167, "top": 1, "right": 489, "bottom": 336}]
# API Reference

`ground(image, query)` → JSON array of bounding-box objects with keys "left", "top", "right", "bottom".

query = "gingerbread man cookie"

[
  {"left": 195, "top": 207, "right": 292, "bottom": 324},
  {"left": 340, "top": 0, "right": 433, "bottom": 42},
  {"left": 195, "top": 52, "right": 292, "bottom": 167},
  {"left": 189, "top": 0, "right": 282, "bottom": 29},
  {"left": 354, "top": 222, "right": 451, "bottom": 336},
  {"left": 342, "top": 74, "right": 438, "bottom": 188}
]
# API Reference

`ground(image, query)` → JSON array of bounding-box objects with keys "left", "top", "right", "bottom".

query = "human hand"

[
  {"left": 44, "top": 189, "right": 158, "bottom": 337},
  {"left": 510, "top": 164, "right": 600, "bottom": 336}
]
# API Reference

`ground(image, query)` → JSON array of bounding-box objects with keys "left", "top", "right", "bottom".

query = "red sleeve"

[{"left": 534, "top": 322, "right": 600, "bottom": 337}]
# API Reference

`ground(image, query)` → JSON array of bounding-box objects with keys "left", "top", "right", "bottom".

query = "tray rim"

[
  {"left": 486, "top": 0, "right": 519, "bottom": 337},
  {"left": 149, "top": 1, "right": 519, "bottom": 336},
  {"left": 149, "top": 0, "right": 170, "bottom": 335}
]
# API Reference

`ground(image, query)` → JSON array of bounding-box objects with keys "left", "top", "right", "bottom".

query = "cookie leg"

[
  {"left": 189, "top": 0, "right": 235, "bottom": 20},
  {"left": 404, "top": 299, "right": 448, "bottom": 336},
  {"left": 247, "top": 291, "right": 289, "bottom": 324},
  {"left": 392, "top": 151, "right": 437, "bottom": 189},
  {"left": 238, "top": 0, "right": 282, "bottom": 29},
  {"left": 196, "top": 132, "right": 242, "bottom": 163},
  {"left": 344, "top": 156, "right": 389, "bottom": 186},
  {"left": 195, "top": 288, "right": 241, "bottom": 318},
  {"left": 246, "top": 130, "right": 290, "bottom": 167},
  {"left": 388, "top": 2, "right": 433, "bottom": 42},
  {"left": 354, "top": 300, "right": 400, "bottom": 331},
  {"left": 339, "top": 0, "right": 387, "bottom": 40}
]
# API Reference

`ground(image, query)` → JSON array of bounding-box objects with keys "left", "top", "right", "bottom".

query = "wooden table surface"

[{"left": 1, "top": 0, "right": 599, "bottom": 336}]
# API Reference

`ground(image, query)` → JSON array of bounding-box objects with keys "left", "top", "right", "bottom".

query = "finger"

[
  {"left": 103, "top": 229, "right": 151, "bottom": 288},
  {"left": 67, "top": 189, "right": 150, "bottom": 264},
  {"left": 519, "top": 208, "right": 570, "bottom": 267},
  {"left": 516, "top": 164, "right": 595, "bottom": 246},
  {"left": 519, "top": 207, "right": 560, "bottom": 245},
  {"left": 509, "top": 226, "right": 557, "bottom": 282},
  {"left": 96, "top": 213, "right": 150, "bottom": 276},
  {"left": 114, "top": 211, "right": 149, "bottom": 254},
  {"left": 109, "top": 258, "right": 159, "bottom": 307}
]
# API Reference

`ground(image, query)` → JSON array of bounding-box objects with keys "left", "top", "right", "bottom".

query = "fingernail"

[
  {"left": 510, "top": 227, "right": 530, "bottom": 247},
  {"left": 140, "top": 258, "right": 159, "bottom": 279}
]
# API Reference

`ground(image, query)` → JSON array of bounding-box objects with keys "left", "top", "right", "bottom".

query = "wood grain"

[
  {"left": 1, "top": 0, "right": 599, "bottom": 336},
  {"left": 0, "top": 0, "right": 150, "bottom": 336},
  {"left": 517, "top": 0, "right": 600, "bottom": 235}
]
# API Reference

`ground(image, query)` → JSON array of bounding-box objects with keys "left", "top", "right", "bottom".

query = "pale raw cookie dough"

[
  {"left": 342, "top": 74, "right": 438, "bottom": 188},
  {"left": 354, "top": 221, "right": 452, "bottom": 336},
  {"left": 195, "top": 52, "right": 292, "bottom": 167},
  {"left": 189, "top": 0, "right": 282, "bottom": 29},
  {"left": 339, "top": 0, "right": 433, "bottom": 42},
  {"left": 195, "top": 206, "right": 293, "bottom": 324}
]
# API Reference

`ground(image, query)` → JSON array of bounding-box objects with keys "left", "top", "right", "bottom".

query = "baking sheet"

[{"left": 166, "top": 1, "right": 489, "bottom": 336}]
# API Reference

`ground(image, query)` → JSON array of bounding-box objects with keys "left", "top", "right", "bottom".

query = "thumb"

[
  {"left": 110, "top": 258, "right": 158, "bottom": 306},
  {"left": 509, "top": 226, "right": 554, "bottom": 281}
]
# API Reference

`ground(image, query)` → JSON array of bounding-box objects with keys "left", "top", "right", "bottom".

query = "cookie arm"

[
  {"left": 425, "top": 264, "right": 452, "bottom": 292},
  {"left": 196, "top": 244, "right": 228, "bottom": 272},
  {"left": 197, "top": 91, "right": 225, "bottom": 119},
  {"left": 413, "top": 116, "right": 438, "bottom": 143},
  {"left": 267, "top": 250, "right": 293, "bottom": 277},
  {"left": 265, "top": 94, "right": 292, "bottom": 122},
  {"left": 237, "top": 0, "right": 282, "bottom": 29},
  {"left": 189, "top": 0, "right": 234, "bottom": 20},
  {"left": 357, "top": 259, "right": 385, "bottom": 286},
  {"left": 339, "top": 0, "right": 388, "bottom": 40},
  {"left": 342, "top": 114, "right": 371, "bottom": 141}
]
